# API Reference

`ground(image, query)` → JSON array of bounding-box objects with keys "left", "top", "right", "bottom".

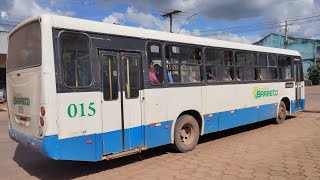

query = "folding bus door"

[{"left": 100, "top": 51, "right": 143, "bottom": 154}]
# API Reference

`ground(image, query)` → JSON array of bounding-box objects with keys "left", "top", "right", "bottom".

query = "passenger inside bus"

[
  {"left": 189, "top": 70, "right": 199, "bottom": 82},
  {"left": 149, "top": 64, "right": 160, "bottom": 84},
  {"left": 154, "top": 64, "right": 163, "bottom": 83},
  {"left": 207, "top": 72, "right": 216, "bottom": 83},
  {"left": 223, "top": 70, "right": 233, "bottom": 81}
]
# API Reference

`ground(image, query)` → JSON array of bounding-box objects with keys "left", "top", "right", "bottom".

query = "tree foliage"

[{"left": 309, "top": 64, "right": 320, "bottom": 85}]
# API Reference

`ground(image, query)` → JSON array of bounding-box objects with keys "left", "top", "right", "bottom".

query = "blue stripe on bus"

[
  {"left": 8, "top": 129, "right": 103, "bottom": 161},
  {"left": 9, "top": 121, "right": 173, "bottom": 161},
  {"left": 9, "top": 100, "right": 304, "bottom": 162},
  {"left": 203, "top": 103, "right": 277, "bottom": 134},
  {"left": 145, "top": 121, "right": 172, "bottom": 148},
  {"left": 290, "top": 99, "right": 305, "bottom": 113}
]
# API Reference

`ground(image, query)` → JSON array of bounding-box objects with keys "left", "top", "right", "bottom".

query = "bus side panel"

[
  {"left": 167, "top": 87, "right": 203, "bottom": 142},
  {"left": 259, "top": 103, "right": 278, "bottom": 121},
  {"left": 55, "top": 92, "right": 103, "bottom": 161},
  {"left": 143, "top": 89, "right": 173, "bottom": 148}
]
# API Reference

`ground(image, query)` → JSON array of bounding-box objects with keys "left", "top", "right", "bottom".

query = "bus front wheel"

[
  {"left": 173, "top": 115, "right": 199, "bottom": 152},
  {"left": 274, "top": 101, "right": 287, "bottom": 124}
]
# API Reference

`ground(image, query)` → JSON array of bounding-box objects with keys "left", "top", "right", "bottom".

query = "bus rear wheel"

[
  {"left": 274, "top": 101, "right": 287, "bottom": 124},
  {"left": 173, "top": 115, "right": 199, "bottom": 152}
]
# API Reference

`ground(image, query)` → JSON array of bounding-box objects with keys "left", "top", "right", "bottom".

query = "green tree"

[{"left": 308, "top": 64, "right": 320, "bottom": 85}]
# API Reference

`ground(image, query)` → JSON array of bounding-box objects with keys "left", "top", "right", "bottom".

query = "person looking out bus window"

[
  {"left": 223, "top": 70, "right": 232, "bottom": 81},
  {"left": 189, "top": 70, "right": 199, "bottom": 82},
  {"left": 149, "top": 64, "right": 160, "bottom": 84}
]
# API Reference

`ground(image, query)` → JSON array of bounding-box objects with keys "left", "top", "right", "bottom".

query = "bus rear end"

[
  {"left": 7, "top": 20, "right": 45, "bottom": 152},
  {"left": 7, "top": 21, "right": 43, "bottom": 138}
]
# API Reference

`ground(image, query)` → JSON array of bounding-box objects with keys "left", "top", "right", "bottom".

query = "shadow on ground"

[
  {"left": 303, "top": 110, "right": 320, "bottom": 113},
  {"left": 12, "top": 118, "right": 283, "bottom": 179}
]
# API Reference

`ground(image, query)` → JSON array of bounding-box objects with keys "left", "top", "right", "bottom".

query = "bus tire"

[
  {"left": 173, "top": 115, "right": 199, "bottom": 153},
  {"left": 274, "top": 101, "right": 287, "bottom": 124}
]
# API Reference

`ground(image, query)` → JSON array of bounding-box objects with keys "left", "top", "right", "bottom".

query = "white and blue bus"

[{"left": 7, "top": 15, "right": 304, "bottom": 162}]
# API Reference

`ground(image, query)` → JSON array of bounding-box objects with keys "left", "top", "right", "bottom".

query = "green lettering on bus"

[
  {"left": 79, "top": 103, "right": 86, "bottom": 117},
  {"left": 253, "top": 87, "right": 278, "bottom": 99},
  {"left": 67, "top": 104, "right": 77, "bottom": 118},
  {"left": 88, "top": 102, "right": 96, "bottom": 116},
  {"left": 67, "top": 102, "right": 96, "bottom": 118}
]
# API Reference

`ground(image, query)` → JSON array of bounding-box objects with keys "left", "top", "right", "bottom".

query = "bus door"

[
  {"left": 100, "top": 51, "right": 143, "bottom": 154},
  {"left": 294, "top": 59, "right": 304, "bottom": 111}
]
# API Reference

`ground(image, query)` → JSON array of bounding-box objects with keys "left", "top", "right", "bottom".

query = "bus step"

[{"left": 102, "top": 147, "right": 146, "bottom": 160}]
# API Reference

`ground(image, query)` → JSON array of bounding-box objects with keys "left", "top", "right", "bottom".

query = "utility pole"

[
  {"left": 284, "top": 20, "right": 288, "bottom": 49},
  {"left": 161, "top": 10, "right": 182, "bottom": 33}
]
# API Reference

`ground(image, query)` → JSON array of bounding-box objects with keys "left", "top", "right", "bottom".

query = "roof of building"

[{"left": 254, "top": 33, "right": 320, "bottom": 45}]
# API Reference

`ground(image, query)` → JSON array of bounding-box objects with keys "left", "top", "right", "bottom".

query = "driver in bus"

[{"left": 149, "top": 64, "right": 160, "bottom": 84}]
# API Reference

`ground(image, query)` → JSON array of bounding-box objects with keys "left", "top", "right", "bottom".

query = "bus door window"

[
  {"left": 102, "top": 55, "right": 118, "bottom": 101},
  {"left": 148, "top": 43, "right": 163, "bottom": 85},
  {"left": 60, "top": 32, "right": 92, "bottom": 88},
  {"left": 123, "top": 55, "right": 139, "bottom": 99}
]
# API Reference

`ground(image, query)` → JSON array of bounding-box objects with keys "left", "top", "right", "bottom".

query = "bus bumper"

[{"left": 8, "top": 129, "right": 103, "bottom": 162}]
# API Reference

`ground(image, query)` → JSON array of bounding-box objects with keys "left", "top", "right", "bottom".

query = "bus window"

[
  {"left": 166, "top": 45, "right": 202, "bottom": 84},
  {"left": 258, "top": 54, "right": 268, "bottom": 80},
  {"left": 148, "top": 43, "right": 163, "bottom": 85},
  {"left": 268, "top": 55, "right": 278, "bottom": 80},
  {"left": 235, "top": 51, "right": 258, "bottom": 81},
  {"left": 205, "top": 48, "right": 233, "bottom": 83},
  {"left": 278, "top": 56, "right": 292, "bottom": 80},
  {"left": 102, "top": 55, "right": 118, "bottom": 101},
  {"left": 60, "top": 32, "right": 91, "bottom": 87}
]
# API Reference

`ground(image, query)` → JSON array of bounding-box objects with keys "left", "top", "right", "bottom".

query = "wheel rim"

[
  {"left": 278, "top": 105, "right": 286, "bottom": 120},
  {"left": 180, "top": 123, "right": 195, "bottom": 145}
]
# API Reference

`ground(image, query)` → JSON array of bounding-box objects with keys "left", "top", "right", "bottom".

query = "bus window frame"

[
  {"left": 204, "top": 47, "right": 237, "bottom": 85},
  {"left": 234, "top": 50, "right": 259, "bottom": 82},
  {"left": 58, "top": 31, "right": 94, "bottom": 89},
  {"left": 7, "top": 21, "right": 42, "bottom": 72},
  {"left": 164, "top": 42, "right": 205, "bottom": 86},
  {"left": 146, "top": 41, "right": 165, "bottom": 86},
  {"left": 278, "top": 55, "right": 294, "bottom": 80}
]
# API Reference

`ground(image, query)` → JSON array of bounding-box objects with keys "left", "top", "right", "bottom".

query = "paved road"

[{"left": 0, "top": 87, "right": 320, "bottom": 180}]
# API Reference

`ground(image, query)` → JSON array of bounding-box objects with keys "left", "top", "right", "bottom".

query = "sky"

[{"left": 0, "top": 0, "right": 320, "bottom": 44}]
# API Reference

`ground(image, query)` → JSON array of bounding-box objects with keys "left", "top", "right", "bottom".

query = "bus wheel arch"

[
  {"left": 274, "top": 97, "right": 290, "bottom": 124},
  {"left": 170, "top": 110, "right": 203, "bottom": 146},
  {"left": 280, "top": 97, "right": 290, "bottom": 114}
]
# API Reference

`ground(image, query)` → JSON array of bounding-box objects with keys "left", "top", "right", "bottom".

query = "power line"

[
  {"left": 178, "top": 13, "right": 197, "bottom": 34},
  {"left": 183, "top": 13, "right": 320, "bottom": 36}
]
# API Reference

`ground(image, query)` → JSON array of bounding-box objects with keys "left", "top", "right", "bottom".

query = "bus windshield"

[{"left": 7, "top": 21, "right": 41, "bottom": 72}]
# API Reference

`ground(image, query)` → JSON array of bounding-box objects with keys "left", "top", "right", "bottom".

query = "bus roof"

[{"left": 12, "top": 14, "right": 301, "bottom": 57}]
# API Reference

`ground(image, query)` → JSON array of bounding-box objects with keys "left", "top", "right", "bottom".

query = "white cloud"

[
  {"left": 102, "top": 6, "right": 259, "bottom": 43},
  {"left": 103, "top": 13, "right": 124, "bottom": 24},
  {"left": 98, "top": 0, "right": 320, "bottom": 40},
  {"left": 206, "top": 32, "right": 259, "bottom": 44},
  {"left": 102, "top": 6, "right": 201, "bottom": 36},
  {"left": 9, "top": 0, "right": 74, "bottom": 18},
  {"left": 0, "top": 0, "right": 74, "bottom": 31},
  {"left": 1, "top": 11, "right": 8, "bottom": 19}
]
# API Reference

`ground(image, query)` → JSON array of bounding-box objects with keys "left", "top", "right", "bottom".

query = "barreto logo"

[{"left": 253, "top": 86, "right": 278, "bottom": 99}]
